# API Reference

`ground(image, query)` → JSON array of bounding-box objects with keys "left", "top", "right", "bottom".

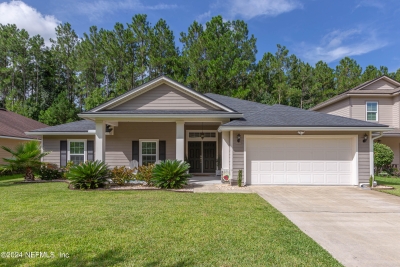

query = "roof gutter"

[
  {"left": 78, "top": 113, "right": 243, "bottom": 119},
  {"left": 0, "top": 135, "right": 39, "bottom": 140},
  {"left": 25, "top": 131, "right": 95, "bottom": 136},
  {"left": 218, "top": 126, "right": 392, "bottom": 132}
]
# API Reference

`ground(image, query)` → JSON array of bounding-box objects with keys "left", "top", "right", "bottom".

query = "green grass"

[
  {"left": 375, "top": 176, "right": 400, "bottom": 197},
  {"left": 0, "top": 179, "right": 341, "bottom": 267}
]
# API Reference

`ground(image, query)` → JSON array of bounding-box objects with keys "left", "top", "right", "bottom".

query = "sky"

[{"left": 0, "top": 0, "right": 399, "bottom": 72}]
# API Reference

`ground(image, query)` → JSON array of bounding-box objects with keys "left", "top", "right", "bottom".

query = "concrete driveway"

[{"left": 251, "top": 186, "right": 400, "bottom": 267}]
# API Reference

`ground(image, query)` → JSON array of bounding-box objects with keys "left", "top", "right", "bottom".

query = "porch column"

[
  {"left": 222, "top": 131, "right": 230, "bottom": 170},
  {"left": 369, "top": 131, "right": 373, "bottom": 177},
  {"left": 95, "top": 120, "right": 106, "bottom": 162},
  {"left": 229, "top": 131, "right": 233, "bottom": 178},
  {"left": 176, "top": 121, "right": 184, "bottom": 161}
]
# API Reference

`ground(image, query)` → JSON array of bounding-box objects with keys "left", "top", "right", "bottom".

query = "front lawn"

[
  {"left": 0, "top": 179, "right": 341, "bottom": 266},
  {"left": 375, "top": 176, "right": 400, "bottom": 197}
]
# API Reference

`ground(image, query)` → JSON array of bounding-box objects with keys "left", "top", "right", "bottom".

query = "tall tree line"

[{"left": 1, "top": 15, "right": 399, "bottom": 125}]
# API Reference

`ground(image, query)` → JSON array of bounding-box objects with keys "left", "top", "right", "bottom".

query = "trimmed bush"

[
  {"left": 152, "top": 160, "right": 191, "bottom": 189},
  {"left": 374, "top": 143, "right": 394, "bottom": 173},
  {"left": 66, "top": 160, "right": 109, "bottom": 189},
  {"left": 38, "top": 163, "right": 63, "bottom": 180},
  {"left": 136, "top": 164, "right": 155, "bottom": 186},
  {"left": 110, "top": 166, "right": 136, "bottom": 185}
]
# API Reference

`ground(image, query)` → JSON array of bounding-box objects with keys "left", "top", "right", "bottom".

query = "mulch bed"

[{"left": 14, "top": 179, "right": 69, "bottom": 183}]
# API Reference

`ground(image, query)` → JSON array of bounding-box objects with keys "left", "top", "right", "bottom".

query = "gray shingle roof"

[
  {"left": 29, "top": 76, "right": 390, "bottom": 134},
  {"left": 31, "top": 120, "right": 95, "bottom": 132},
  {"left": 222, "top": 103, "right": 387, "bottom": 127}
]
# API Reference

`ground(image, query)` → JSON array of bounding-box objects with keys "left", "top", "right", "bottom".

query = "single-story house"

[
  {"left": 26, "top": 76, "right": 391, "bottom": 185},
  {"left": 0, "top": 108, "right": 47, "bottom": 164}
]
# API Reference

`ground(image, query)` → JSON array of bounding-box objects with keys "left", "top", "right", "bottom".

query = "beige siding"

[
  {"left": 42, "top": 135, "right": 95, "bottom": 166},
  {"left": 393, "top": 95, "right": 400, "bottom": 129},
  {"left": 351, "top": 97, "right": 393, "bottom": 127},
  {"left": 231, "top": 131, "right": 370, "bottom": 184},
  {"left": 379, "top": 137, "right": 400, "bottom": 166},
  {"left": 106, "top": 122, "right": 176, "bottom": 168},
  {"left": 362, "top": 79, "right": 397, "bottom": 90},
  {"left": 316, "top": 98, "right": 350, "bottom": 117},
  {"left": 110, "top": 84, "right": 217, "bottom": 110},
  {"left": 0, "top": 139, "right": 28, "bottom": 165}
]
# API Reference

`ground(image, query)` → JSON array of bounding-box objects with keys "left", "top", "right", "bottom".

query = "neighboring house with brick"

[
  {"left": 311, "top": 75, "right": 400, "bottom": 167},
  {"left": 0, "top": 108, "right": 47, "bottom": 164},
  {"left": 27, "top": 76, "right": 390, "bottom": 186}
]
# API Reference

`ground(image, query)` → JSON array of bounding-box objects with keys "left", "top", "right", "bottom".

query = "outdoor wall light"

[
  {"left": 237, "top": 133, "right": 241, "bottom": 143},
  {"left": 297, "top": 130, "right": 305, "bottom": 136},
  {"left": 363, "top": 133, "right": 368, "bottom": 143}
]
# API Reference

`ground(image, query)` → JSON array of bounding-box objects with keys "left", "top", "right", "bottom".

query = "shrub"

[
  {"left": 38, "top": 163, "right": 63, "bottom": 180},
  {"left": 62, "top": 161, "right": 74, "bottom": 179},
  {"left": 110, "top": 166, "right": 136, "bottom": 185},
  {"left": 136, "top": 164, "right": 155, "bottom": 186},
  {"left": 238, "top": 170, "right": 242, "bottom": 187},
  {"left": 66, "top": 160, "right": 109, "bottom": 189},
  {"left": 0, "top": 140, "right": 49, "bottom": 181},
  {"left": 374, "top": 143, "right": 394, "bottom": 174},
  {"left": 152, "top": 160, "right": 191, "bottom": 189}
]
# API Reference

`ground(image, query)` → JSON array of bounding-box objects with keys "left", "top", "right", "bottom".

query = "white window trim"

[
  {"left": 67, "top": 139, "right": 87, "bottom": 164},
  {"left": 139, "top": 139, "right": 159, "bottom": 165},
  {"left": 366, "top": 101, "right": 378, "bottom": 122}
]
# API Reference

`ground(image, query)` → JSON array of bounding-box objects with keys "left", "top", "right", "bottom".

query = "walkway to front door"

[{"left": 188, "top": 141, "right": 216, "bottom": 173}]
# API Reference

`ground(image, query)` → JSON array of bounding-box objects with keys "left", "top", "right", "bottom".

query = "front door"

[
  {"left": 188, "top": 141, "right": 201, "bottom": 173},
  {"left": 203, "top": 141, "right": 216, "bottom": 173}
]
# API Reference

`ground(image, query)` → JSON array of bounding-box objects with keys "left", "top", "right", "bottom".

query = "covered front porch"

[{"left": 92, "top": 120, "right": 233, "bottom": 177}]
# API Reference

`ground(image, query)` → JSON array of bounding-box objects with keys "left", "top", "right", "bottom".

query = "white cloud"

[
  {"left": 300, "top": 27, "right": 388, "bottom": 63},
  {"left": 0, "top": 1, "right": 60, "bottom": 46},
  {"left": 76, "top": 0, "right": 178, "bottom": 21},
  {"left": 196, "top": 11, "right": 211, "bottom": 22},
  {"left": 355, "top": 0, "right": 385, "bottom": 10},
  {"left": 221, "top": 0, "right": 302, "bottom": 20}
]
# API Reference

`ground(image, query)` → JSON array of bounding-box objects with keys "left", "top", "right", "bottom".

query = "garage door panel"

[
  {"left": 326, "top": 162, "right": 338, "bottom": 172},
  {"left": 259, "top": 174, "right": 272, "bottom": 184},
  {"left": 273, "top": 174, "right": 285, "bottom": 183},
  {"left": 299, "top": 162, "right": 311, "bottom": 171},
  {"left": 273, "top": 162, "right": 285, "bottom": 171},
  {"left": 260, "top": 162, "right": 271, "bottom": 171},
  {"left": 246, "top": 137, "right": 356, "bottom": 185},
  {"left": 339, "top": 162, "right": 351, "bottom": 172},
  {"left": 313, "top": 174, "right": 325, "bottom": 184},
  {"left": 312, "top": 162, "right": 325, "bottom": 172},
  {"left": 286, "top": 162, "right": 298, "bottom": 171},
  {"left": 326, "top": 174, "right": 339, "bottom": 184},
  {"left": 287, "top": 174, "right": 298, "bottom": 183},
  {"left": 300, "top": 175, "right": 312, "bottom": 183}
]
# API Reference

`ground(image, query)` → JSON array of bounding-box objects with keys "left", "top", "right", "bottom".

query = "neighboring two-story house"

[{"left": 311, "top": 76, "right": 400, "bottom": 167}]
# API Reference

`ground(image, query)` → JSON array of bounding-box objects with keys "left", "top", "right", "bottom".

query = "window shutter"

[
  {"left": 60, "top": 140, "right": 67, "bottom": 167},
  {"left": 159, "top": 141, "right": 166, "bottom": 161},
  {"left": 87, "top": 140, "right": 94, "bottom": 161},
  {"left": 132, "top": 141, "right": 139, "bottom": 162}
]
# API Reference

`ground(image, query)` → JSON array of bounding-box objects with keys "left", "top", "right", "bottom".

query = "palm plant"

[
  {"left": 152, "top": 160, "right": 191, "bottom": 189},
  {"left": 66, "top": 160, "right": 109, "bottom": 189},
  {"left": 0, "top": 140, "right": 49, "bottom": 181}
]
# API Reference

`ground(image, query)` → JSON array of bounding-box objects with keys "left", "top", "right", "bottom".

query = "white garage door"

[{"left": 246, "top": 136, "right": 357, "bottom": 185}]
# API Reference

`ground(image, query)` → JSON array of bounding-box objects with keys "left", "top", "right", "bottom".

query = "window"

[
  {"left": 68, "top": 140, "right": 86, "bottom": 165},
  {"left": 366, "top": 102, "right": 378, "bottom": 121},
  {"left": 140, "top": 140, "right": 158, "bottom": 165}
]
